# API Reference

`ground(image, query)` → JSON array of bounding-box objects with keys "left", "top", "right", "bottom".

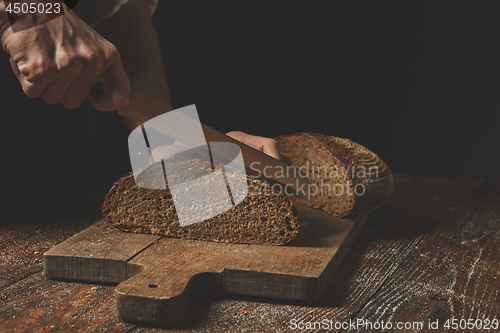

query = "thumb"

[{"left": 88, "top": 59, "right": 130, "bottom": 111}]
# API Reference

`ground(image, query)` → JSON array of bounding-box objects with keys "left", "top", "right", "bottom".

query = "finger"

[
  {"left": 226, "top": 131, "right": 282, "bottom": 160},
  {"left": 10, "top": 58, "right": 47, "bottom": 97},
  {"left": 87, "top": 85, "right": 115, "bottom": 111},
  {"left": 59, "top": 76, "right": 95, "bottom": 109},
  {"left": 262, "top": 139, "right": 282, "bottom": 160},
  {"left": 226, "top": 131, "right": 260, "bottom": 147},
  {"left": 40, "top": 76, "right": 78, "bottom": 105},
  {"left": 88, "top": 59, "right": 130, "bottom": 111},
  {"left": 9, "top": 58, "right": 21, "bottom": 80},
  {"left": 226, "top": 131, "right": 245, "bottom": 141},
  {"left": 11, "top": 58, "right": 57, "bottom": 98}
]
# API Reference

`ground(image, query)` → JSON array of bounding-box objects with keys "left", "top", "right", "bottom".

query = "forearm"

[{"left": 94, "top": 0, "right": 172, "bottom": 115}]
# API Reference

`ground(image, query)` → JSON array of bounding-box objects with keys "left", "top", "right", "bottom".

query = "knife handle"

[
  {"left": 116, "top": 87, "right": 169, "bottom": 124},
  {"left": 89, "top": 82, "right": 147, "bottom": 123}
]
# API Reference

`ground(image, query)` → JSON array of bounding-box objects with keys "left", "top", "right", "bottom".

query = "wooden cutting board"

[{"left": 44, "top": 205, "right": 368, "bottom": 324}]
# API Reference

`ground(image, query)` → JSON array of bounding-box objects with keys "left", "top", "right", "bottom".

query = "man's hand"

[{"left": 1, "top": 5, "right": 130, "bottom": 111}]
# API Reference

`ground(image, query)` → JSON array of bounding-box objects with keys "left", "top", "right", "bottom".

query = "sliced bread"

[
  {"left": 102, "top": 158, "right": 300, "bottom": 245},
  {"left": 276, "top": 133, "right": 395, "bottom": 217}
]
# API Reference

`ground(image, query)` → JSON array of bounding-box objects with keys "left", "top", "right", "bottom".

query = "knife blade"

[{"left": 117, "top": 87, "right": 311, "bottom": 200}]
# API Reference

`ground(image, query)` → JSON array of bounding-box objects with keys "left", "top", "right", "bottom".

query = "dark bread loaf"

[
  {"left": 276, "top": 133, "right": 395, "bottom": 217},
  {"left": 102, "top": 158, "right": 300, "bottom": 245}
]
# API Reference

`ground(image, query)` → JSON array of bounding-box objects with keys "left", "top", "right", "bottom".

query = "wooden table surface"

[{"left": 1, "top": 174, "right": 499, "bottom": 332}]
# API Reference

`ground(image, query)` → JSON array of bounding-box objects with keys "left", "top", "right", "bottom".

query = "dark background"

[
  {"left": 1, "top": 1, "right": 499, "bottom": 218},
  {"left": 153, "top": 1, "right": 500, "bottom": 183}
]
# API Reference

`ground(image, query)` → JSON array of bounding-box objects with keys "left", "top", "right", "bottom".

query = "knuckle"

[
  {"left": 19, "top": 63, "right": 41, "bottom": 81},
  {"left": 55, "top": 52, "right": 86, "bottom": 77},
  {"left": 84, "top": 49, "right": 99, "bottom": 63},
  {"left": 106, "top": 45, "right": 120, "bottom": 62},
  {"left": 81, "top": 48, "right": 102, "bottom": 74},
  {"left": 59, "top": 55, "right": 80, "bottom": 74},
  {"left": 18, "top": 64, "right": 31, "bottom": 78},
  {"left": 79, "top": 47, "right": 93, "bottom": 62},
  {"left": 106, "top": 43, "right": 118, "bottom": 56},
  {"left": 21, "top": 60, "right": 57, "bottom": 82},
  {"left": 57, "top": 54, "right": 70, "bottom": 68}
]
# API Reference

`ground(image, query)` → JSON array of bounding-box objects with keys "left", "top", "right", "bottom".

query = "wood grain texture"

[
  {"left": 44, "top": 206, "right": 368, "bottom": 324},
  {"left": 0, "top": 271, "right": 131, "bottom": 333},
  {"left": 1, "top": 174, "right": 500, "bottom": 332},
  {"left": 348, "top": 179, "right": 500, "bottom": 332},
  {"left": 0, "top": 187, "right": 134, "bottom": 333},
  {"left": 44, "top": 220, "right": 160, "bottom": 284}
]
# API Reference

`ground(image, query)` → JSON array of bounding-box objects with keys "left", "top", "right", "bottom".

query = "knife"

[{"left": 117, "top": 87, "right": 311, "bottom": 200}]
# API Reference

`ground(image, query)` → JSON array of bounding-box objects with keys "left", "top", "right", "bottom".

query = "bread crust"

[{"left": 276, "top": 133, "right": 395, "bottom": 217}]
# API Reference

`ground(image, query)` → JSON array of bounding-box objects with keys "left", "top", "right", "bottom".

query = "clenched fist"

[{"left": 1, "top": 4, "right": 130, "bottom": 111}]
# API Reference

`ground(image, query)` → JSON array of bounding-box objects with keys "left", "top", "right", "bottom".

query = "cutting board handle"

[{"left": 115, "top": 263, "right": 222, "bottom": 323}]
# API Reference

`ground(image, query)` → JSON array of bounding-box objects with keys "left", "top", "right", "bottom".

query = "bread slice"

[
  {"left": 102, "top": 158, "right": 300, "bottom": 245},
  {"left": 276, "top": 133, "right": 395, "bottom": 217}
]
